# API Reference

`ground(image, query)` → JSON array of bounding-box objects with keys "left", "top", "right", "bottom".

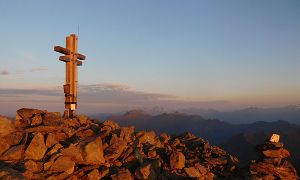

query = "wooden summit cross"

[{"left": 54, "top": 34, "right": 86, "bottom": 118}]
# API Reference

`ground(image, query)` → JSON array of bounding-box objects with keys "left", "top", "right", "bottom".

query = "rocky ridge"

[{"left": 0, "top": 108, "right": 298, "bottom": 179}]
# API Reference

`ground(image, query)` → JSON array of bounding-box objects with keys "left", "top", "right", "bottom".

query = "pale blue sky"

[{"left": 0, "top": 0, "right": 300, "bottom": 115}]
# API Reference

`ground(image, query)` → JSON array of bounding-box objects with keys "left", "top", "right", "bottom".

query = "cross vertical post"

[{"left": 54, "top": 34, "right": 86, "bottom": 119}]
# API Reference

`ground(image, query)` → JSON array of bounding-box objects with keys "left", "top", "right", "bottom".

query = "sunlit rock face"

[{"left": 0, "top": 108, "right": 298, "bottom": 179}]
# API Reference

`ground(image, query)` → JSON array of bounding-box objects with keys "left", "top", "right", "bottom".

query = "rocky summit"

[{"left": 0, "top": 108, "right": 298, "bottom": 179}]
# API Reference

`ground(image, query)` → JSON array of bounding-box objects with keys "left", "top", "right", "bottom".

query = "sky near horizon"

[{"left": 0, "top": 0, "right": 300, "bottom": 115}]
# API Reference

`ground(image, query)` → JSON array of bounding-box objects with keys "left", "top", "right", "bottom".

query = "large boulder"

[
  {"left": 25, "top": 132, "right": 47, "bottom": 160},
  {"left": 50, "top": 156, "right": 75, "bottom": 174},
  {"left": 170, "top": 151, "right": 185, "bottom": 169},
  {"left": 24, "top": 160, "right": 43, "bottom": 172},
  {"left": 45, "top": 133, "right": 58, "bottom": 148},
  {"left": 42, "top": 112, "right": 62, "bottom": 126},
  {"left": 61, "top": 144, "right": 84, "bottom": 163},
  {"left": 16, "top": 108, "right": 45, "bottom": 119},
  {"left": 262, "top": 148, "right": 290, "bottom": 158},
  {"left": 0, "top": 144, "right": 25, "bottom": 161},
  {"left": 81, "top": 136, "right": 105, "bottom": 165},
  {"left": 16, "top": 108, "right": 45, "bottom": 127}
]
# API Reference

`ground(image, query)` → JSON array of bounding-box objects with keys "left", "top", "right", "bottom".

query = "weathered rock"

[
  {"left": 61, "top": 144, "right": 84, "bottom": 163},
  {"left": 250, "top": 162, "right": 278, "bottom": 175},
  {"left": 135, "top": 162, "right": 156, "bottom": 180},
  {"left": 0, "top": 115, "right": 14, "bottom": 137},
  {"left": 136, "top": 131, "right": 159, "bottom": 146},
  {"left": 43, "top": 112, "right": 62, "bottom": 126},
  {"left": 160, "top": 133, "right": 171, "bottom": 143},
  {"left": 0, "top": 132, "right": 26, "bottom": 157},
  {"left": 0, "top": 144, "right": 25, "bottom": 161},
  {"left": 82, "top": 136, "right": 105, "bottom": 165},
  {"left": 76, "top": 128, "right": 95, "bottom": 138},
  {"left": 102, "top": 120, "right": 120, "bottom": 131},
  {"left": 54, "top": 132, "right": 68, "bottom": 142},
  {"left": 25, "top": 132, "right": 47, "bottom": 160},
  {"left": 279, "top": 162, "right": 299, "bottom": 179},
  {"left": 84, "top": 169, "right": 101, "bottom": 180},
  {"left": 43, "top": 161, "right": 53, "bottom": 171},
  {"left": 170, "top": 151, "right": 185, "bottom": 169},
  {"left": 262, "top": 148, "right": 290, "bottom": 158},
  {"left": 170, "top": 138, "right": 181, "bottom": 147},
  {"left": 119, "top": 126, "right": 135, "bottom": 143},
  {"left": 257, "top": 141, "right": 284, "bottom": 150},
  {"left": 16, "top": 108, "right": 45, "bottom": 119},
  {"left": 184, "top": 166, "right": 201, "bottom": 178},
  {"left": 204, "top": 157, "right": 227, "bottom": 166},
  {"left": 65, "top": 118, "right": 80, "bottom": 127},
  {"left": 25, "top": 125, "right": 63, "bottom": 133},
  {"left": 15, "top": 108, "right": 44, "bottom": 127},
  {"left": 114, "top": 160, "right": 122, "bottom": 167},
  {"left": 45, "top": 133, "right": 58, "bottom": 148},
  {"left": 24, "top": 160, "right": 43, "bottom": 172},
  {"left": 194, "top": 163, "right": 208, "bottom": 175},
  {"left": 147, "top": 149, "right": 157, "bottom": 158},
  {"left": 50, "top": 156, "right": 75, "bottom": 174},
  {"left": 111, "top": 169, "right": 133, "bottom": 180},
  {"left": 0, "top": 139, "right": 10, "bottom": 155},
  {"left": 30, "top": 114, "right": 43, "bottom": 126},
  {"left": 47, "top": 143, "right": 63, "bottom": 156},
  {"left": 77, "top": 115, "right": 91, "bottom": 126},
  {"left": 47, "top": 172, "right": 72, "bottom": 180},
  {"left": 22, "top": 171, "right": 44, "bottom": 179},
  {"left": 0, "top": 164, "right": 24, "bottom": 179},
  {"left": 72, "top": 165, "right": 100, "bottom": 178},
  {"left": 104, "top": 134, "right": 127, "bottom": 162},
  {"left": 3, "top": 131, "right": 24, "bottom": 146}
]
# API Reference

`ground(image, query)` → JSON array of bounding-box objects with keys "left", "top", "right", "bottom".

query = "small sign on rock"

[{"left": 270, "top": 134, "right": 280, "bottom": 143}]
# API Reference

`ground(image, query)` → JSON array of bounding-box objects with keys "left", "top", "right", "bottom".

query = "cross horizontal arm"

[
  {"left": 59, "top": 56, "right": 71, "bottom": 62},
  {"left": 54, "top": 46, "right": 71, "bottom": 55},
  {"left": 54, "top": 46, "right": 86, "bottom": 60},
  {"left": 77, "top": 53, "right": 86, "bottom": 60}
]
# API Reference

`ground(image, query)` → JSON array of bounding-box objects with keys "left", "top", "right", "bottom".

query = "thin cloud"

[
  {"left": 78, "top": 84, "right": 175, "bottom": 104},
  {"left": 0, "top": 83, "right": 229, "bottom": 114},
  {"left": 80, "top": 83, "right": 130, "bottom": 91},
  {"left": 30, "top": 67, "right": 48, "bottom": 72},
  {"left": 0, "top": 70, "right": 9, "bottom": 75}
]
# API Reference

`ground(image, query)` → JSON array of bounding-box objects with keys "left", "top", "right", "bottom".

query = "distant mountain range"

[
  {"left": 179, "top": 105, "right": 300, "bottom": 125},
  {"left": 92, "top": 109, "right": 300, "bottom": 172},
  {"left": 90, "top": 105, "right": 300, "bottom": 125}
]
